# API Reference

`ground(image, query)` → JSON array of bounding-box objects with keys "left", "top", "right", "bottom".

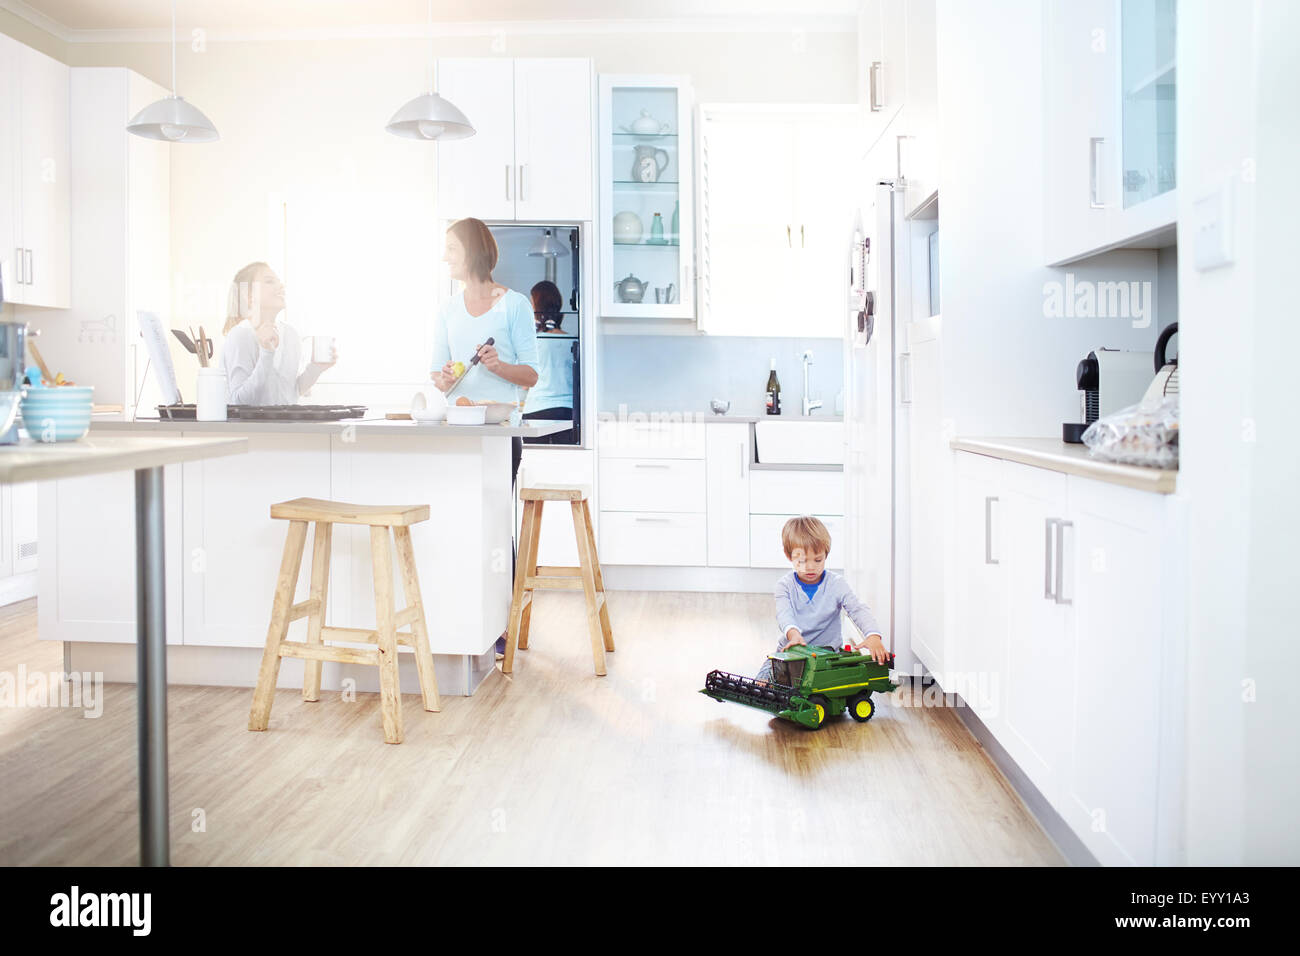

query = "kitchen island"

[{"left": 38, "top": 418, "right": 568, "bottom": 695}]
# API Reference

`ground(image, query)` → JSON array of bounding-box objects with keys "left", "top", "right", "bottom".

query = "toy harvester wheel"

[
  {"left": 849, "top": 692, "right": 875, "bottom": 723},
  {"left": 809, "top": 694, "right": 830, "bottom": 729}
]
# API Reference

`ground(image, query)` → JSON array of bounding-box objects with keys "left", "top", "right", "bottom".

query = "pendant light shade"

[
  {"left": 528, "top": 230, "right": 570, "bottom": 258},
  {"left": 126, "top": 95, "right": 219, "bottom": 143},
  {"left": 126, "top": 0, "right": 219, "bottom": 143},
  {"left": 386, "top": 0, "right": 475, "bottom": 141},
  {"left": 385, "top": 93, "right": 475, "bottom": 141}
]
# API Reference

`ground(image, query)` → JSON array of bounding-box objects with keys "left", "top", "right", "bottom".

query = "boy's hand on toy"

[
  {"left": 782, "top": 628, "right": 806, "bottom": 649},
  {"left": 857, "top": 633, "right": 889, "bottom": 664}
]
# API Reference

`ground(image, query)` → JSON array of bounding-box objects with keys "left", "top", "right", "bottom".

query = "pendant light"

[
  {"left": 386, "top": 0, "right": 475, "bottom": 140},
  {"left": 528, "top": 229, "right": 570, "bottom": 284},
  {"left": 126, "top": 0, "right": 219, "bottom": 143}
]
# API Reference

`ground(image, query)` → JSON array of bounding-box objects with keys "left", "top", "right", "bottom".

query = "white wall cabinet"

[
  {"left": 952, "top": 450, "right": 1180, "bottom": 865},
  {"left": 28, "top": 69, "right": 170, "bottom": 416},
  {"left": 0, "top": 34, "right": 70, "bottom": 308},
  {"left": 697, "top": 105, "right": 856, "bottom": 337},
  {"left": 1043, "top": 0, "right": 1177, "bottom": 265},
  {"left": 857, "top": 0, "right": 908, "bottom": 155},
  {"left": 436, "top": 58, "right": 593, "bottom": 223}
]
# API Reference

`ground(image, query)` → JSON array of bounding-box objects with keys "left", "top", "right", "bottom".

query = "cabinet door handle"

[
  {"left": 1089, "top": 137, "right": 1105, "bottom": 209},
  {"left": 786, "top": 225, "right": 792, "bottom": 247},
  {"left": 899, "top": 352, "right": 912, "bottom": 405},
  {"left": 505, "top": 164, "right": 512, "bottom": 201},
  {"left": 738, "top": 441, "right": 745, "bottom": 478},
  {"left": 518, "top": 164, "right": 526, "bottom": 202},
  {"left": 800, "top": 224, "right": 805, "bottom": 248},
  {"left": 984, "top": 496, "right": 998, "bottom": 565},
  {"left": 1054, "top": 519, "right": 1073, "bottom": 605},
  {"left": 14, "top": 248, "right": 23, "bottom": 284},
  {"left": 1044, "top": 518, "right": 1056, "bottom": 600},
  {"left": 25, "top": 249, "right": 32, "bottom": 286},
  {"left": 869, "top": 61, "right": 883, "bottom": 111}
]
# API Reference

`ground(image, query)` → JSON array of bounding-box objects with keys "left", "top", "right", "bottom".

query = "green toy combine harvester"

[{"left": 701, "top": 644, "right": 898, "bottom": 729}]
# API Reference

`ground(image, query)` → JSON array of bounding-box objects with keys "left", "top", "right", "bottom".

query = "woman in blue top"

[{"left": 431, "top": 217, "right": 539, "bottom": 653}]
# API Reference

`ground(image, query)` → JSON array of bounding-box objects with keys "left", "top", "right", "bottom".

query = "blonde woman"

[{"left": 219, "top": 261, "right": 336, "bottom": 405}]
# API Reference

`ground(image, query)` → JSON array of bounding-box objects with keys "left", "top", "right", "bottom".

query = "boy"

[{"left": 756, "top": 516, "right": 889, "bottom": 683}]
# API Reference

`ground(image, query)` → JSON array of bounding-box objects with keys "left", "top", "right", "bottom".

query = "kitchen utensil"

[
  {"left": 444, "top": 336, "right": 494, "bottom": 399},
  {"left": 710, "top": 399, "right": 731, "bottom": 415},
  {"left": 612, "top": 210, "right": 643, "bottom": 244},
  {"left": 386, "top": 412, "right": 413, "bottom": 420},
  {"left": 446, "top": 404, "right": 487, "bottom": 425},
  {"left": 197, "top": 327, "right": 211, "bottom": 368},
  {"left": 172, "top": 328, "right": 196, "bottom": 353},
  {"left": 27, "top": 339, "right": 53, "bottom": 383},
  {"left": 631, "top": 145, "right": 670, "bottom": 183},
  {"left": 666, "top": 282, "right": 676, "bottom": 304},
  {"left": 654, "top": 287, "right": 668, "bottom": 304},
  {"left": 614, "top": 274, "right": 647, "bottom": 304},
  {"left": 21, "top": 385, "right": 94, "bottom": 442},
  {"left": 621, "top": 109, "right": 671, "bottom": 135}
]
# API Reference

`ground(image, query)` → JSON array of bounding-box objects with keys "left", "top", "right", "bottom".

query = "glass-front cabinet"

[
  {"left": 598, "top": 75, "right": 695, "bottom": 320},
  {"left": 1120, "top": 0, "right": 1176, "bottom": 209}
]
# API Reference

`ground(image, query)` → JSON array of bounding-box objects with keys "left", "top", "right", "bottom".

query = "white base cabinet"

[{"left": 953, "top": 450, "right": 1182, "bottom": 865}]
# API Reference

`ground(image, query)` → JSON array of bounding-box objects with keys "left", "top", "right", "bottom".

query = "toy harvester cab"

[{"left": 700, "top": 644, "right": 898, "bottom": 730}]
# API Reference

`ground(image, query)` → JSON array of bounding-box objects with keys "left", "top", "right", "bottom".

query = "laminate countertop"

[
  {"left": 597, "top": 411, "right": 843, "bottom": 424},
  {"left": 951, "top": 436, "right": 1177, "bottom": 494},
  {"left": 90, "top": 417, "right": 570, "bottom": 439}
]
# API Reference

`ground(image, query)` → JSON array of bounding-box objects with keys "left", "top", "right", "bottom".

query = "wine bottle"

[{"left": 765, "top": 359, "right": 781, "bottom": 415}]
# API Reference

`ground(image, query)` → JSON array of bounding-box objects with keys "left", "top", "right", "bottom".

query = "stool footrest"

[
  {"left": 535, "top": 565, "right": 580, "bottom": 577},
  {"left": 280, "top": 642, "right": 380, "bottom": 666},
  {"left": 526, "top": 574, "right": 585, "bottom": 591},
  {"left": 320, "top": 625, "right": 416, "bottom": 648}
]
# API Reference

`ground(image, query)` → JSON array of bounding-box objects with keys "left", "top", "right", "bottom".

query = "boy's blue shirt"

[{"left": 796, "top": 570, "right": 825, "bottom": 602}]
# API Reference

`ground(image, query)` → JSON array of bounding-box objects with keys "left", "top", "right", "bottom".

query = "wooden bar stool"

[
  {"left": 504, "top": 484, "right": 614, "bottom": 676},
  {"left": 247, "top": 497, "right": 440, "bottom": 744}
]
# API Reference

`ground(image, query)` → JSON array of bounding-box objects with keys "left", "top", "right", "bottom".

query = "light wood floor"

[{"left": 0, "top": 593, "right": 1062, "bottom": 866}]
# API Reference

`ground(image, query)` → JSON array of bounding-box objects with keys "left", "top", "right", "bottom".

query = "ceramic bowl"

[
  {"left": 445, "top": 404, "right": 487, "bottom": 425},
  {"left": 612, "top": 210, "right": 643, "bottom": 244},
  {"left": 21, "top": 386, "right": 94, "bottom": 442},
  {"left": 480, "top": 402, "right": 514, "bottom": 424}
]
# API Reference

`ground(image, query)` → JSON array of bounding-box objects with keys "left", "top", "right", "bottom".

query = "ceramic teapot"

[
  {"left": 621, "top": 109, "right": 671, "bottom": 135},
  {"left": 632, "top": 145, "right": 670, "bottom": 183},
  {"left": 614, "top": 273, "right": 647, "bottom": 304}
]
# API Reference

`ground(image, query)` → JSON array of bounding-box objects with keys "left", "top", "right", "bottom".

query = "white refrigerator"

[{"left": 844, "top": 181, "right": 916, "bottom": 674}]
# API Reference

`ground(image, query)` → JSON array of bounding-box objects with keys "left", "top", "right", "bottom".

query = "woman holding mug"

[
  {"left": 220, "top": 261, "right": 336, "bottom": 405},
  {"left": 432, "top": 218, "right": 539, "bottom": 652}
]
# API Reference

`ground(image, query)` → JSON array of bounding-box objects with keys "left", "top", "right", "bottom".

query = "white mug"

[{"left": 311, "top": 335, "right": 334, "bottom": 364}]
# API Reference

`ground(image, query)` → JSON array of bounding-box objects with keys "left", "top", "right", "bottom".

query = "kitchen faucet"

[{"left": 801, "top": 350, "right": 822, "bottom": 416}]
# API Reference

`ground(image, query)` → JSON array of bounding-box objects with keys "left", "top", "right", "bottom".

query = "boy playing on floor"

[{"left": 756, "top": 515, "right": 889, "bottom": 683}]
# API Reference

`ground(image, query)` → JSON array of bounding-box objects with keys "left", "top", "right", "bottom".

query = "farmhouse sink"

[{"left": 753, "top": 420, "right": 844, "bottom": 465}]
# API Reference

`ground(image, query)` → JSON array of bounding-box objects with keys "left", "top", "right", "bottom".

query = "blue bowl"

[{"left": 21, "top": 386, "right": 94, "bottom": 442}]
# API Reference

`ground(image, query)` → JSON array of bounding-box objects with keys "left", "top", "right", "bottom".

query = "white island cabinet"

[{"left": 39, "top": 418, "right": 567, "bottom": 695}]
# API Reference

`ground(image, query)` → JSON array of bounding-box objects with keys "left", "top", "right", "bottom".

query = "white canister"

[{"left": 196, "top": 367, "right": 229, "bottom": 421}]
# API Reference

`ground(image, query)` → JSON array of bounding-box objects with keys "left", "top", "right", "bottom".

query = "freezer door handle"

[
  {"left": 899, "top": 352, "right": 912, "bottom": 405},
  {"left": 1089, "top": 138, "right": 1105, "bottom": 209},
  {"left": 984, "top": 496, "right": 999, "bottom": 565}
]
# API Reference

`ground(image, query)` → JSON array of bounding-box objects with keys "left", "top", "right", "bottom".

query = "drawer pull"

[
  {"left": 634, "top": 516, "right": 672, "bottom": 523},
  {"left": 633, "top": 462, "right": 672, "bottom": 469},
  {"left": 984, "top": 496, "right": 998, "bottom": 565}
]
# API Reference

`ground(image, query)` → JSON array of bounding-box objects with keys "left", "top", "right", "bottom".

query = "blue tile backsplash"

[{"left": 599, "top": 334, "right": 844, "bottom": 417}]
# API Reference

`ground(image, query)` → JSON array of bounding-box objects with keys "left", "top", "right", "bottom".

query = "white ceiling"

[{"left": 9, "top": 0, "right": 859, "bottom": 33}]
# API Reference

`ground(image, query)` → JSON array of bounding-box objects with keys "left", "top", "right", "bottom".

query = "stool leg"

[
  {"left": 570, "top": 500, "right": 607, "bottom": 677},
  {"left": 581, "top": 499, "right": 614, "bottom": 653},
  {"left": 302, "top": 521, "right": 333, "bottom": 702},
  {"left": 249, "top": 520, "right": 309, "bottom": 731},
  {"left": 393, "top": 525, "right": 440, "bottom": 713},
  {"left": 518, "top": 498, "right": 544, "bottom": 650},
  {"left": 504, "top": 499, "right": 537, "bottom": 674},
  {"left": 370, "top": 525, "right": 403, "bottom": 744}
]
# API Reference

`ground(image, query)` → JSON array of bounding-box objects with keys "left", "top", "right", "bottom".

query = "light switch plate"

[{"left": 1193, "top": 178, "right": 1234, "bottom": 271}]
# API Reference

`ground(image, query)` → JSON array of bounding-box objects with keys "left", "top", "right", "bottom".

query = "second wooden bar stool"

[
  {"left": 247, "top": 497, "right": 440, "bottom": 744},
  {"left": 504, "top": 484, "right": 614, "bottom": 676}
]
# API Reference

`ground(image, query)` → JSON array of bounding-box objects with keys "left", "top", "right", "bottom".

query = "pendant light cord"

[
  {"left": 171, "top": 0, "right": 177, "bottom": 95},
  {"left": 427, "top": 0, "right": 434, "bottom": 94}
]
